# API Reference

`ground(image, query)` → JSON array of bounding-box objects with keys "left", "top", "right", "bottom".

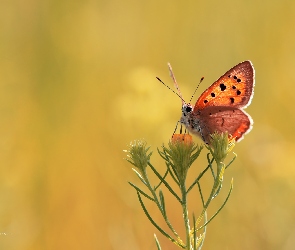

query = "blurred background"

[{"left": 1, "top": 0, "right": 295, "bottom": 249}]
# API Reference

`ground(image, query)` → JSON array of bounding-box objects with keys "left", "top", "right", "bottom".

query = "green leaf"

[
  {"left": 159, "top": 148, "right": 180, "bottom": 184},
  {"left": 154, "top": 169, "right": 169, "bottom": 191},
  {"left": 128, "top": 182, "right": 154, "bottom": 201},
  {"left": 189, "top": 146, "right": 203, "bottom": 167},
  {"left": 187, "top": 161, "right": 212, "bottom": 194},
  {"left": 225, "top": 153, "right": 237, "bottom": 169},
  {"left": 148, "top": 162, "right": 182, "bottom": 204},
  {"left": 197, "top": 182, "right": 205, "bottom": 207},
  {"left": 207, "top": 154, "right": 216, "bottom": 179},
  {"left": 166, "top": 162, "right": 180, "bottom": 186},
  {"left": 197, "top": 179, "right": 233, "bottom": 231},
  {"left": 159, "top": 190, "right": 166, "bottom": 218},
  {"left": 137, "top": 191, "right": 185, "bottom": 249},
  {"left": 125, "top": 158, "right": 137, "bottom": 167},
  {"left": 154, "top": 234, "right": 162, "bottom": 250},
  {"left": 132, "top": 168, "right": 147, "bottom": 186},
  {"left": 157, "top": 147, "right": 169, "bottom": 161},
  {"left": 193, "top": 214, "right": 197, "bottom": 250}
]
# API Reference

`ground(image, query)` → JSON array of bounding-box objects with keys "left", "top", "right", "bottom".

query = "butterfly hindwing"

[{"left": 196, "top": 106, "right": 253, "bottom": 143}]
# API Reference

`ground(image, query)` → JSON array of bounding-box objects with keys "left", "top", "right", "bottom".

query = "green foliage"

[{"left": 124, "top": 133, "right": 236, "bottom": 249}]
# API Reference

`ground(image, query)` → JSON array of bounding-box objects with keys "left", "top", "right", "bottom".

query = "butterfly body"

[{"left": 168, "top": 61, "right": 255, "bottom": 144}]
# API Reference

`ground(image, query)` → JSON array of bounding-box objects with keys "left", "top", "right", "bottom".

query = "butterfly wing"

[
  {"left": 196, "top": 106, "right": 253, "bottom": 144},
  {"left": 194, "top": 61, "right": 255, "bottom": 111}
]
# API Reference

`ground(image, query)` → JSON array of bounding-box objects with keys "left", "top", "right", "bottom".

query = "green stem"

[
  {"left": 192, "top": 162, "right": 223, "bottom": 234},
  {"left": 181, "top": 183, "right": 191, "bottom": 250},
  {"left": 142, "top": 168, "right": 183, "bottom": 243}
]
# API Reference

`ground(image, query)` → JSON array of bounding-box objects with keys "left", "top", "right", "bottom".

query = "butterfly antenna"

[
  {"left": 167, "top": 63, "right": 184, "bottom": 104},
  {"left": 156, "top": 77, "right": 185, "bottom": 103},
  {"left": 189, "top": 76, "right": 204, "bottom": 103}
]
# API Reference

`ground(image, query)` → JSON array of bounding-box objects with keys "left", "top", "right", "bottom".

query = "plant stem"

[
  {"left": 181, "top": 183, "right": 191, "bottom": 250},
  {"left": 193, "top": 161, "right": 224, "bottom": 232},
  {"left": 142, "top": 168, "right": 183, "bottom": 242}
]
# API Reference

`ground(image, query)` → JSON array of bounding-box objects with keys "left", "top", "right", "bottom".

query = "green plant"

[{"left": 124, "top": 132, "right": 236, "bottom": 250}]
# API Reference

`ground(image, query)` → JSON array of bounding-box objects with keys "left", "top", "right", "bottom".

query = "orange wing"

[
  {"left": 194, "top": 106, "right": 253, "bottom": 143},
  {"left": 194, "top": 61, "right": 255, "bottom": 111}
]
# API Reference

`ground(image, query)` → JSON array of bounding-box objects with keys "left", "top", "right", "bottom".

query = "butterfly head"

[
  {"left": 180, "top": 103, "right": 193, "bottom": 126},
  {"left": 182, "top": 103, "right": 193, "bottom": 115}
]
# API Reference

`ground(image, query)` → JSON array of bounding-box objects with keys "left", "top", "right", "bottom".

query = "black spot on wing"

[{"left": 220, "top": 83, "right": 226, "bottom": 91}]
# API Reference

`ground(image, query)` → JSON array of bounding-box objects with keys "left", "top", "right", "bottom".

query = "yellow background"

[{"left": 1, "top": 0, "right": 295, "bottom": 249}]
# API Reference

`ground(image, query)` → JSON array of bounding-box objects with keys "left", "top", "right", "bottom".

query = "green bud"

[
  {"left": 161, "top": 134, "right": 203, "bottom": 185},
  {"left": 206, "top": 132, "right": 235, "bottom": 164},
  {"left": 124, "top": 140, "right": 152, "bottom": 173}
]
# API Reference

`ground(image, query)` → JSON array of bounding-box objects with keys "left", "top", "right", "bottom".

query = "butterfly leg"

[
  {"left": 173, "top": 121, "right": 180, "bottom": 135},
  {"left": 173, "top": 121, "right": 188, "bottom": 135}
]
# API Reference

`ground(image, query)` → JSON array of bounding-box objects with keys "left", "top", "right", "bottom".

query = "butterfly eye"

[{"left": 186, "top": 106, "right": 192, "bottom": 112}]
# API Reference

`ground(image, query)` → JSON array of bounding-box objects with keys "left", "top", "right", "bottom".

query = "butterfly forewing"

[{"left": 194, "top": 61, "right": 254, "bottom": 111}]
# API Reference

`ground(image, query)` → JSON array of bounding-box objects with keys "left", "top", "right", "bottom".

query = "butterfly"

[{"left": 158, "top": 61, "right": 255, "bottom": 144}]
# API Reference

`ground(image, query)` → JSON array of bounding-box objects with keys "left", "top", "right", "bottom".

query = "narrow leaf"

[
  {"left": 159, "top": 190, "right": 166, "bottom": 218},
  {"left": 189, "top": 146, "right": 203, "bottom": 166},
  {"left": 148, "top": 162, "right": 182, "bottom": 204},
  {"left": 197, "top": 212, "right": 207, "bottom": 250},
  {"left": 125, "top": 158, "right": 136, "bottom": 167},
  {"left": 187, "top": 163, "right": 211, "bottom": 194},
  {"left": 154, "top": 169, "right": 169, "bottom": 191},
  {"left": 132, "top": 168, "right": 147, "bottom": 186},
  {"left": 128, "top": 182, "right": 154, "bottom": 201},
  {"left": 154, "top": 234, "right": 162, "bottom": 250},
  {"left": 197, "top": 179, "right": 233, "bottom": 231},
  {"left": 161, "top": 148, "right": 178, "bottom": 178},
  {"left": 207, "top": 154, "right": 216, "bottom": 179},
  {"left": 157, "top": 147, "right": 169, "bottom": 161},
  {"left": 212, "top": 181, "right": 223, "bottom": 199},
  {"left": 137, "top": 191, "right": 185, "bottom": 249},
  {"left": 225, "top": 153, "right": 237, "bottom": 169},
  {"left": 166, "top": 163, "right": 180, "bottom": 185},
  {"left": 193, "top": 214, "right": 196, "bottom": 250},
  {"left": 197, "top": 182, "right": 205, "bottom": 206}
]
